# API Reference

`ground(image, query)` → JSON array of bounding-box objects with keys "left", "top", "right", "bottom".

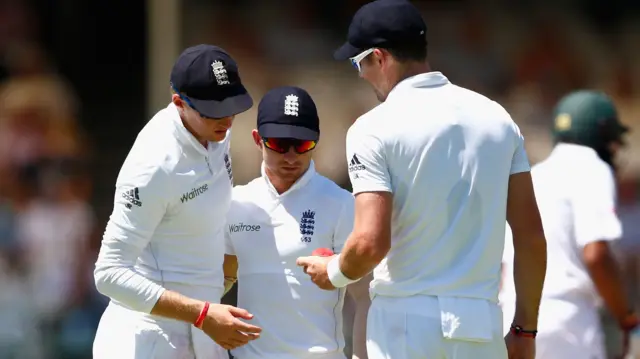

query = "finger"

[
  {"left": 232, "top": 318, "right": 262, "bottom": 334},
  {"left": 227, "top": 305, "right": 254, "bottom": 320},
  {"left": 228, "top": 337, "right": 250, "bottom": 348},
  {"left": 296, "top": 256, "right": 311, "bottom": 266},
  {"left": 218, "top": 341, "right": 233, "bottom": 351},
  {"left": 228, "top": 331, "right": 253, "bottom": 344}
]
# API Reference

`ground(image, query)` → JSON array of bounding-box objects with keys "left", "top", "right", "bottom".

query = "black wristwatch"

[{"left": 510, "top": 324, "right": 537, "bottom": 338}]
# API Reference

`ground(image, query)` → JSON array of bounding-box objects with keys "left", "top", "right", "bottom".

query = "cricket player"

[
  {"left": 297, "top": 1, "right": 548, "bottom": 359},
  {"left": 222, "top": 86, "right": 371, "bottom": 359},
  {"left": 92, "top": 45, "right": 262, "bottom": 359},
  {"left": 500, "top": 90, "right": 639, "bottom": 359}
]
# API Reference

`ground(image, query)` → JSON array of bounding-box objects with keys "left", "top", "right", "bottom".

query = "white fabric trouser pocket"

[{"left": 366, "top": 295, "right": 507, "bottom": 359}]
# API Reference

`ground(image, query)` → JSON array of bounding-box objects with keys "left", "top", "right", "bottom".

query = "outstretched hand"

[{"left": 296, "top": 255, "right": 336, "bottom": 290}]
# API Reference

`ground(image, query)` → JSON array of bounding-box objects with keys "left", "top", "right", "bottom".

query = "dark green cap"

[{"left": 552, "top": 90, "right": 629, "bottom": 148}]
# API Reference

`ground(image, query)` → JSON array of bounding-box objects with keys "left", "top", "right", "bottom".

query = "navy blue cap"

[
  {"left": 170, "top": 44, "right": 253, "bottom": 118},
  {"left": 257, "top": 86, "right": 320, "bottom": 141},
  {"left": 334, "top": 0, "right": 427, "bottom": 60}
]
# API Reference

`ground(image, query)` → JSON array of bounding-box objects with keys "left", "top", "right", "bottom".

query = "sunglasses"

[
  {"left": 262, "top": 137, "right": 317, "bottom": 154},
  {"left": 350, "top": 48, "right": 375, "bottom": 72}
]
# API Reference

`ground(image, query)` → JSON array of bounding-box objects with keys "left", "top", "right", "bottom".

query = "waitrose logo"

[
  {"left": 181, "top": 184, "right": 208, "bottom": 203},
  {"left": 229, "top": 223, "right": 261, "bottom": 233}
]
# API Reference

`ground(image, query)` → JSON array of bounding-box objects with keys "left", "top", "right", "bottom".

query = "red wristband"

[{"left": 194, "top": 302, "right": 210, "bottom": 329}]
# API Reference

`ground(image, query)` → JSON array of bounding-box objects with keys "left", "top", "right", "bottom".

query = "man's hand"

[
  {"left": 296, "top": 255, "right": 335, "bottom": 290},
  {"left": 201, "top": 304, "right": 262, "bottom": 350},
  {"left": 505, "top": 332, "right": 535, "bottom": 359},
  {"left": 618, "top": 313, "right": 639, "bottom": 359}
]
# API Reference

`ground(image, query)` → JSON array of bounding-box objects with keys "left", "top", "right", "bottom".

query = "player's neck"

[
  {"left": 180, "top": 116, "right": 208, "bottom": 148},
  {"left": 265, "top": 166, "right": 309, "bottom": 195},
  {"left": 394, "top": 61, "right": 431, "bottom": 87}
]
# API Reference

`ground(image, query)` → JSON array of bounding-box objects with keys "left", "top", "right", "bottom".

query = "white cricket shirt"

[
  {"left": 501, "top": 143, "right": 622, "bottom": 308},
  {"left": 226, "top": 161, "right": 354, "bottom": 359},
  {"left": 345, "top": 72, "right": 530, "bottom": 303},
  {"left": 94, "top": 103, "right": 234, "bottom": 313}
]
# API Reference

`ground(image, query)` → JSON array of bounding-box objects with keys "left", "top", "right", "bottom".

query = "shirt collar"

[
  {"left": 261, "top": 160, "right": 316, "bottom": 198},
  {"left": 168, "top": 103, "right": 211, "bottom": 156},
  {"left": 387, "top": 71, "right": 450, "bottom": 100},
  {"left": 550, "top": 143, "right": 600, "bottom": 160}
]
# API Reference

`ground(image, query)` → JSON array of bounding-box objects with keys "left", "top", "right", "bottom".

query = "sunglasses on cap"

[
  {"left": 262, "top": 137, "right": 317, "bottom": 154},
  {"left": 350, "top": 48, "right": 375, "bottom": 72}
]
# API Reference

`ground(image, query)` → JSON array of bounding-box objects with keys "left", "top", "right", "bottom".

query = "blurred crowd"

[
  {"left": 0, "top": 2, "right": 104, "bottom": 358},
  {"left": 0, "top": 0, "right": 639, "bottom": 358}
]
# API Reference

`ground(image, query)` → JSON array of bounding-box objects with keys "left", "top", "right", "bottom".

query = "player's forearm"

[
  {"left": 586, "top": 249, "right": 631, "bottom": 323},
  {"left": 150, "top": 290, "right": 206, "bottom": 324},
  {"left": 94, "top": 264, "right": 167, "bottom": 313},
  {"left": 222, "top": 255, "right": 238, "bottom": 295},
  {"left": 512, "top": 232, "right": 547, "bottom": 328},
  {"left": 340, "top": 233, "right": 389, "bottom": 280},
  {"left": 94, "top": 237, "right": 167, "bottom": 313}
]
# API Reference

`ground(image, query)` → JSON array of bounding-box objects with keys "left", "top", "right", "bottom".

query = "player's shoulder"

[
  {"left": 347, "top": 104, "right": 392, "bottom": 144},
  {"left": 311, "top": 173, "right": 353, "bottom": 202},
  {"left": 231, "top": 177, "right": 265, "bottom": 203},
  {"left": 116, "top": 106, "right": 181, "bottom": 186}
]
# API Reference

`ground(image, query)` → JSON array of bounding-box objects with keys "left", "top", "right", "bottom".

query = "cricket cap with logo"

[
  {"left": 552, "top": 90, "right": 629, "bottom": 149},
  {"left": 257, "top": 86, "right": 320, "bottom": 141},
  {"left": 334, "top": 0, "right": 427, "bottom": 60},
  {"left": 170, "top": 44, "right": 253, "bottom": 119}
]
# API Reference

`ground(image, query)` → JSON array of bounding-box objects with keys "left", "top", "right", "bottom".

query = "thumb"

[
  {"left": 296, "top": 256, "right": 311, "bottom": 267},
  {"left": 227, "top": 305, "right": 254, "bottom": 320}
]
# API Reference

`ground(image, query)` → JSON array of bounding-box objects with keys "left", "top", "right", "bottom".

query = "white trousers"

[
  {"left": 93, "top": 302, "right": 228, "bottom": 359},
  {"left": 366, "top": 295, "right": 507, "bottom": 359}
]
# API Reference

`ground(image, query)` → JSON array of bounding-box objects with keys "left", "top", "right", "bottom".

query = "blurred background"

[{"left": 0, "top": 0, "right": 639, "bottom": 358}]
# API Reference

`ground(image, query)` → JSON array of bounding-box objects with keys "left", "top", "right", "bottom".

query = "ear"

[
  {"left": 251, "top": 129, "right": 262, "bottom": 149},
  {"left": 171, "top": 94, "right": 183, "bottom": 108},
  {"left": 372, "top": 48, "right": 385, "bottom": 66}
]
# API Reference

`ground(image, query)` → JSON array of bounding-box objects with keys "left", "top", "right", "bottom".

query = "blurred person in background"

[
  {"left": 223, "top": 86, "right": 370, "bottom": 359},
  {"left": 92, "top": 45, "right": 261, "bottom": 359},
  {"left": 500, "top": 90, "right": 638, "bottom": 359},
  {"left": 298, "top": 1, "right": 546, "bottom": 359},
  {"left": 15, "top": 158, "right": 97, "bottom": 358}
]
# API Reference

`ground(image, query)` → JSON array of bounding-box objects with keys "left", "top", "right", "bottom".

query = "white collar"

[
  {"left": 387, "top": 71, "right": 450, "bottom": 100},
  {"left": 168, "top": 103, "right": 216, "bottom": 156},
  {"left": 550, "top": 143, "right": 600, "bottom": 160},
  {"left": 261, "top": 160, "right": 316, "bottom": 198}
]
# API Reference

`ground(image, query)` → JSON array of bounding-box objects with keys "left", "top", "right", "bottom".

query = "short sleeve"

[
  {"left": 510, "top": 123, "right": 531, "bottom": 175},
  {"left": 332, "top": 195, "right": 355, "bottom": 253},
  {"left": 104, "top": 161, "right": 169, "bottom": 249},
  {"left": 345, "top": 126, "right": 392, "bottom": 194},
  {"left": 572, "top": 167, "right": 623, "bottom": 247}
]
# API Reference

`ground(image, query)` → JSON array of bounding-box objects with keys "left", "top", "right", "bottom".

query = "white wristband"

[{"left": 327, "top": 254, "right": 357, "bottom": 288}]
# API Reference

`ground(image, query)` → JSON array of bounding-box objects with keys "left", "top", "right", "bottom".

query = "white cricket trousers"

[
  {"left": 366, "top": 295, "right": 507, "bottom": 359},
  {"left": 93, "top": 302, "right": 228, "bottom": 359}
]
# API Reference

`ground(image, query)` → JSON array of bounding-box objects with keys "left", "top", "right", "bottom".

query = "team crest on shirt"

[
  {"left": 224, "top": 153, "right": 233, "bottom": 183},
  {"left": 300, "top": 209, "right": 315, "bottom": 243}
]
